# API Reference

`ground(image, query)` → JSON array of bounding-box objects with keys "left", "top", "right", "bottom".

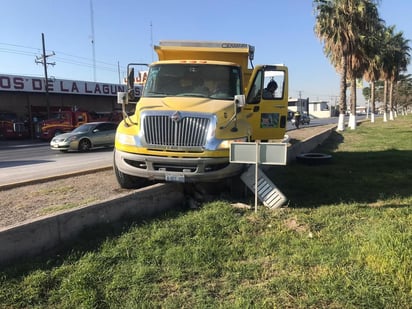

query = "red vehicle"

[
  {"left": 38, "top": 109, "right": 122, "bottom": 140},
  {"left": 0, "top": 111, "right": 29, "bottom": 139}
]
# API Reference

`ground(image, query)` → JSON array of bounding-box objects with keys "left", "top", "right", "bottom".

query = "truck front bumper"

[{"left": 114, "top": 149, "right": 245, "bottom": 183}]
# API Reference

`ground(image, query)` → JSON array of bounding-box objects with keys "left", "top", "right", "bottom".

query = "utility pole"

[
  {"left": 117, "top": 61, "right": 121, "bottom": 84},
  {"left": 150, "top": 21, "right": 154, "bottom": 62},
  {"left": 90, "top": 0, "right": 96, "bottom": 81},
  {"left": 298, "top": 90, "right": 303, "bottom": 113},
  {"left": 35, "top": 33, "right": 55, "bottom": 118}
]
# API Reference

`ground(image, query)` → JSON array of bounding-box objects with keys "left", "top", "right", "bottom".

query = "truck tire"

[
  {"left": 296, "top": 153, "right": 332, "bottom": 165},
  {"left": 78, "top": 139, "right": 92, "bottom": 152},
  {"left": 113, "top": 153, "right": 148, "bottom": 189}
]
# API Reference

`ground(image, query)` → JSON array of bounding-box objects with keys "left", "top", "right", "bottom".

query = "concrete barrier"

[
  {"left": 0, "top": 183, "right": 184, "bottom": 265},
  {"left": 286, "top": 125, "right": 335, "bottom": 163}
]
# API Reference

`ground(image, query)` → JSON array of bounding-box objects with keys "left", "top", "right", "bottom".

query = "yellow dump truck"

[{"left": 114, "top": 41, "right": 288, "bottom": 188}]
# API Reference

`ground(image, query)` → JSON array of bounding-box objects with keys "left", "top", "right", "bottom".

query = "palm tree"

[
  {"left": 314, "top": 0, "right": 381, "bottom": 131},
  {"left": 363, "top": 22, "right": 385, "bottom": 123},
  {"left": 314, "top": 0, "right": 349, "bottom": 131},
  {"left": 347, "top": 0, "right": 382, "bottom": 129},
  {"left": 380, "top": 26, "right": 411, "bottom": 121},
  {"left": 394, "top": 74, "right": 412, "bottom": 114},
  {"left": 388, "top": 31, "right": 410, "bottom": 119}
]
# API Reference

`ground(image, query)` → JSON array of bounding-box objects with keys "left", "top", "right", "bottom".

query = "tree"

[
  {"left": 388, "top": 30, "right": 410, "bottom": 119},
  {"left": 394, "top": 74, "right": 412, "bottom": 114},
  {"left": 380, "top": 26, "right": 411, "bottom": 121},
  {"left": 347, "top": 0, "right": 381, "bottom": 129},
  {"left": 363, "top": 23, "right": 385, "bottom": 123},
  {"left": 314, "top": 0, "right": 381, "bottom": 131}
]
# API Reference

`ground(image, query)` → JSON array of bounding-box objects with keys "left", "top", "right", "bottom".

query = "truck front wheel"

[{"left": 113, "top": 154, "right": 148, "bottom": 189}]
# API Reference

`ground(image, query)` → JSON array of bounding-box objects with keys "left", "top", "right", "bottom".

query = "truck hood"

[{"left": 137, "top": 97, "right": 233, "bottom": 114}]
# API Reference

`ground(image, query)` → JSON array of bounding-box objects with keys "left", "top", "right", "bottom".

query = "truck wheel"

[
  {"left": 113, "top": 161, "right": 148, "bottom": 189},
  {"left": 296, "top": 153, "right": 332, "bottom": 165},
  {"left": 78, "top": 139, "right": 92, "bottom": 152}
]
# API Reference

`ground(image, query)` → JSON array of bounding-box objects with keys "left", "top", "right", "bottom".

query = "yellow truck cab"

[{"left": 114, "top": 41, "right": 288, "bottom": 188}]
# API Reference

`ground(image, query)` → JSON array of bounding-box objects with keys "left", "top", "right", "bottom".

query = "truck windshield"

[{"left": 143, "top": 64, "right": 242, "bottom": 100}]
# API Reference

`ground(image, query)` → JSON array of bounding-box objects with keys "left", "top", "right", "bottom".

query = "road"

[
  {"left": 0, "top": 141, "right": 113, "bottom": 187},
  {"left": 0, "top": 117, "right": 340, "bottom": 187}
]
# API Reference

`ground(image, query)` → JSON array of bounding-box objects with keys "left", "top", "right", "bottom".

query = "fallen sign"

[{"left": 230, "top": 141, "right": 287, "bottom": 211}]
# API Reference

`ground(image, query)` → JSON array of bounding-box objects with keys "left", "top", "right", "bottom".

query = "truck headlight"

[
  {"left": 116, "top": 133, "right": 136, "bottom": 146},
  {"left": 217, "top": 137, "right": 247, "bottom": 150}
]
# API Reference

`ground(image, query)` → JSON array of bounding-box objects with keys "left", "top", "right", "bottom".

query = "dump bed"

[{"left": 154, "top": 41, "right": 254, "bottom": 74}]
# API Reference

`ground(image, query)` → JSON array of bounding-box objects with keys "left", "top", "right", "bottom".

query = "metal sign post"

[{"left": 254, "top": 141, "right": 259, "bottom": 212}]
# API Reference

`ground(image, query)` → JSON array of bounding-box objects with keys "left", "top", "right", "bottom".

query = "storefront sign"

[{"left": 0, "top": 74, "right": 127, "bottom": 96}]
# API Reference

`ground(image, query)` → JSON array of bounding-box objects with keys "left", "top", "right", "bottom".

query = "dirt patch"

[{"left": 0, "top": 169, "right": 127, "bottom": 229}]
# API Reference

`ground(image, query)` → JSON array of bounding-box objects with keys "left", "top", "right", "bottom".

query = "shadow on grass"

[{"left": 266, "top": 131, "right": 412, "bottom": 208}]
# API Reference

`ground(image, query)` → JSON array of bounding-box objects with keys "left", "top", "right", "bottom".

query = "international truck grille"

[{"left": 143, "top": 115, "right": 210, "bottom": 148}]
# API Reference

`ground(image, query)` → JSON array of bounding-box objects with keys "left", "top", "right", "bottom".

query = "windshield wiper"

[
  {"left": 146, "top": 91, "right": 168, "bottom": 96},
  {"left": 176, "top": 93, "right": 208, "bottom": 98}
]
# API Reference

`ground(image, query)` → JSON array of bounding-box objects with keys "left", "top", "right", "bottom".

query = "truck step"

[{"left": 240, "top": 165, "right": 287, "bottom": 209}]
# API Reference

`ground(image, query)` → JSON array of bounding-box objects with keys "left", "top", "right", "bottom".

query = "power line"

[
  {"left": 0, "top": 43, "right": 124, "bottom": 80},
  {"left": 0, "top": 42, "right": 118, "bottom": 71}
]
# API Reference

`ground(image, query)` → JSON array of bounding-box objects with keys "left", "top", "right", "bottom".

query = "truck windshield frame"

[{"left": 143, "top": 63, "right": 242, "bottom": 100}]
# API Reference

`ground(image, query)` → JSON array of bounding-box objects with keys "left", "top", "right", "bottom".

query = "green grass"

[{"left": 1, "top": 115, "right": 411, "bottom": 308}]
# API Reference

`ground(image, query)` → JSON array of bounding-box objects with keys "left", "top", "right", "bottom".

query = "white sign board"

[{"left": 230, "top": 142, "right": 287, "bottom": 165}]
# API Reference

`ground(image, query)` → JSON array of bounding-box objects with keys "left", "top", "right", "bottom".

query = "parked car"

[{"left": 50, "top": 122, "right": 117, "bottom": 152}]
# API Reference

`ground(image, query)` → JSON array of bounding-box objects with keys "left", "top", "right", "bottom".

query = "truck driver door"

[{"left": 244, "top": 65, "right": 288, "bottom": 141}]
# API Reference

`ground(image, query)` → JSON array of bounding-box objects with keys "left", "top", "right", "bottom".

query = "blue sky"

[{"left": 1, "top": 0, "right": 410, "bottom": 104}]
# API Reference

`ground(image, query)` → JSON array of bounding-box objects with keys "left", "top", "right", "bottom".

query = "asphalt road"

[
  {"left": 0, "top": 141, "right": 113, "bottom": 187},
  {"left": 0, "top": 117, "right": 340, "bottom": 187}
]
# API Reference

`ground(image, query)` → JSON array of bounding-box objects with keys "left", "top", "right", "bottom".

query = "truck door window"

[
  {"left": 246, "top": 70, "right": 263, "bottom": 104},
  {"left": 246, "top": 68, "right": 285, "bottom": 103},
  {"left": 263, "top": 69, "right": 285, "bottom": 99}
]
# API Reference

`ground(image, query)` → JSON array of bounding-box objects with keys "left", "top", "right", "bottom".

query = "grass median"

[{"left": 1, "top": 115, "right": 411, "bottom": 308}]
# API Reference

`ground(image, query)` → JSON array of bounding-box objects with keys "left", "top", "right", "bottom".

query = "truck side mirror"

[
  {"left": 234, "top": 94, "right": 245, "bottom": 108},
  {"left": 117, "top": 92, "right": 128, "bottom": 105},
  {"left": 128, "top": 68, "right": 135, "bottom": 89},
  {"left": 127, "top": 67, "right": 136, "bottom": 102}
]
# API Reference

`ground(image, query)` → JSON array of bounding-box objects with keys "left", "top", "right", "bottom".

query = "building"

[
  {"left": 288, "top": 98, "right": 309, "bottom": 120},
  {"left": 308, "top": 100, "right": 333, "bottom": 118},
  {"left": 0, "top": 73, "right": 138, "bottom": 138}
]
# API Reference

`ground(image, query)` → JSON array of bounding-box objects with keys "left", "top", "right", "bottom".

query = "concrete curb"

[
  {"left": 286, "top": 125, "right": 336, "bottom": 163},
  {"left": 0, "top": 183, "right": 184, "bottom": 265},
  {"left": 0, "top": 166, "right": 113, "bottom": 191}
]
